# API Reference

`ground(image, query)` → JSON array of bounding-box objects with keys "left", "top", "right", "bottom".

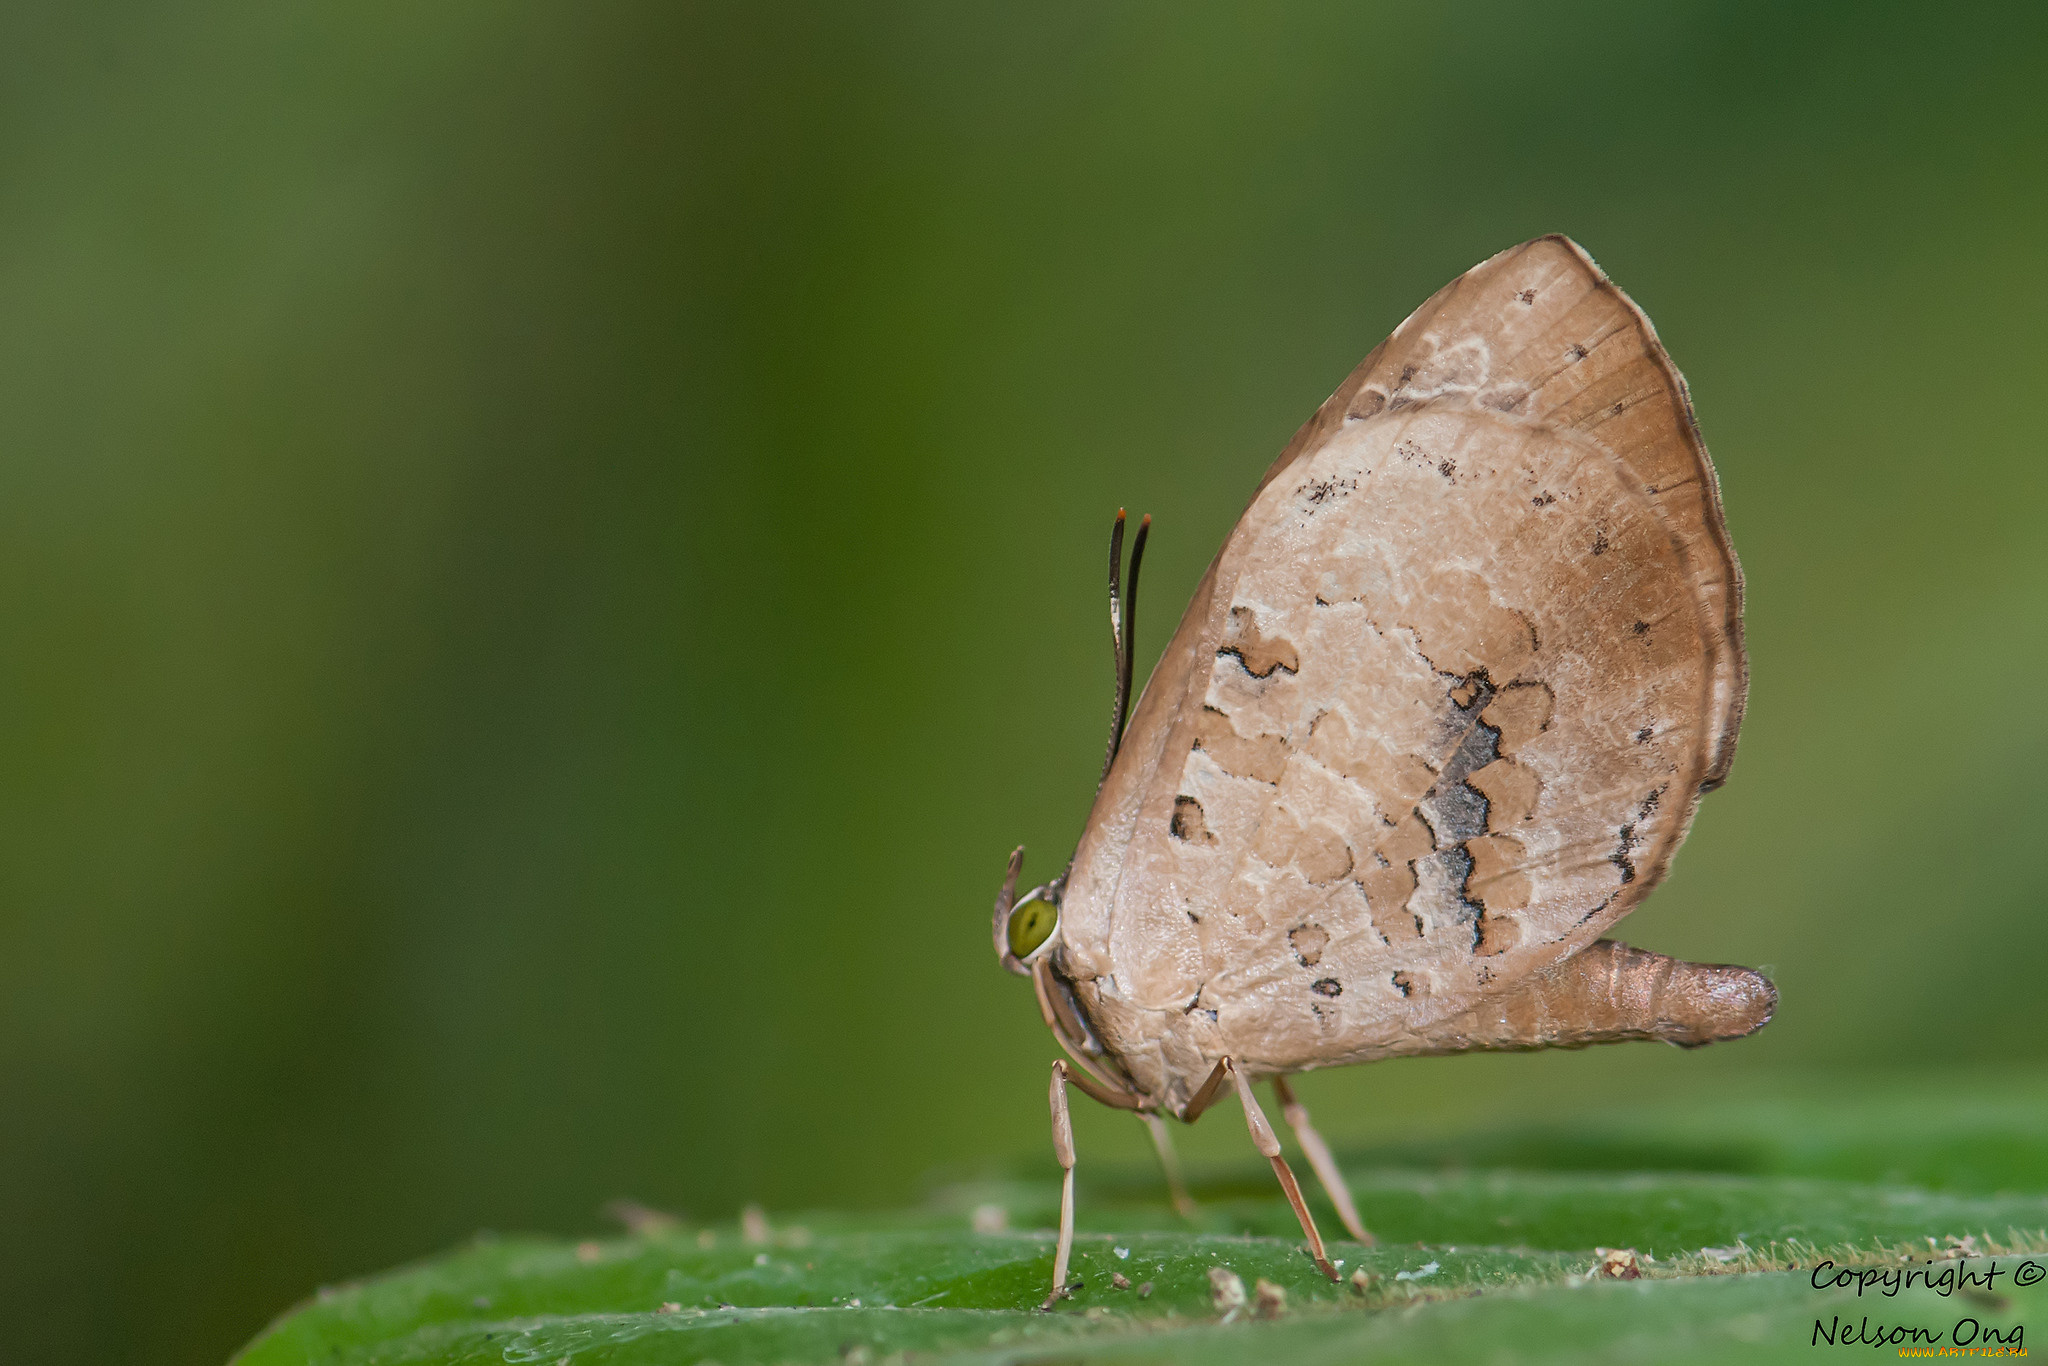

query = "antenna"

[{"left": 1099, "top": 509, "right": 1151, "bottom": 785}]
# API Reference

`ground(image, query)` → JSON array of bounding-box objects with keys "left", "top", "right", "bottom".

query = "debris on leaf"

[
  {"left": 1349, "top": 1268, "right": 1380, "bottom": 1295},
  {"left": 1208, "top": 1266, "right": 1247, "bottom": 1321},
  {"left": 604, "top": 1200, "right": 680, "bottom": 1236},
  {"left": 1110, "top": 1272, "right": 1131, "bottom": 1290},
  {"left": 970, "top": 1203, "right": 1008, "bottom": 1234},
  {"left": 1595, "top": 1248, "right": 1642, "bottom": 1280},
  {"left": 1253, "top": 1278, "right": 1287, "bottom": 1319},
  {"left": 656, "top": 1301, "right": 681, "bottom": 1313},
  {"left": 742, "top": 1204, "right": 772, "bottom": 1245},
  {"left": 1395, "top": 1261, "right": 1440, "bottom": 1281},
  {"left": 1114, "top": 1246, "right": 1130, "bottom": 1259},
  {"left": 1040, "top": 1274, "right": 1082, "bottom": 1311},
  {"left": 1137, "top": 1281, "right": 1154, "bottom": 1298},
  {"left": 1698, "top": 1243, "right": 1748, "bottom": 1263}
]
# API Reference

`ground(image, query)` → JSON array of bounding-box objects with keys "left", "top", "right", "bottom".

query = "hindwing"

[{"left": 1058, "top": 237, "right": 1744, "bottom": 1101}]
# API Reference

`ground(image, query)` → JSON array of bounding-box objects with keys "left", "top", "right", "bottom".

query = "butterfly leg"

[
  {"left": 1271, "top": 1076, "right": 1373, "bottom": 1245},
  {"left": 1194, "top": 1059, "right": 1338, "bottom": 1281},
  {"left": 1041, "top": 1060, "right": 1080, "bottom": 1309},
  {"left": 1139, "top": 1112, "right": 1198, "bottom": 1220},
  {"left": 1179, "top": 1057, "right": 1232, "bottom": 1122}
]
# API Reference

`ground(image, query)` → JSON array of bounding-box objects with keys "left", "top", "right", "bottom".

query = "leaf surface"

[{"left": 233, "top": 1077, "right": 2048, "bottom": 1365}]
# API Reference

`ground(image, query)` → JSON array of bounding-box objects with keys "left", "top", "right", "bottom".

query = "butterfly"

[{"left": 991, "top": 236, "right": 1775, "bottom": 1306}]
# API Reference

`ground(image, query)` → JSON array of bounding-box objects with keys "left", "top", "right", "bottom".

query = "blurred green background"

[{"left": 3, "top": 3, "right": 2045, "bottom": 1363}]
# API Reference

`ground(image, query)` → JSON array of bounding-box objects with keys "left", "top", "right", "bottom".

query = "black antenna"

[
  {"left": 1099, "top": 509, "right": 1152, "bottom": 786},
  {"left": 1121, "top": 513, "right": 1150, "bottom": 743}
]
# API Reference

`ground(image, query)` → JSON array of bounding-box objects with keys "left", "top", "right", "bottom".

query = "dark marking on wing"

[
  {"left": 1411, "top": 671, "right": 1510, "bottom": 953},
  {"left": 1613, "top": 785, "right": 1669, "bottom": 881},
  {"left": 1611, "top": 822, "right": 1641, "bottom": 884},
  {"left": 1218, "top": 606, "right": 1300, "bottom": 679},
  {"left": 1295, "top": 474, "right": 1359, "bottom": 509},
  {"left": 1171, "top": 796, "right": 1216, "bottom": 844},
  {"left": 1348, "top": 389, "right": 1387, "bottom": 420}
]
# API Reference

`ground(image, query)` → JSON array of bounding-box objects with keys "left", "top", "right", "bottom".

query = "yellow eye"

[{"left": 1006, "top": 897, "right": 1058, "bottom": 959}]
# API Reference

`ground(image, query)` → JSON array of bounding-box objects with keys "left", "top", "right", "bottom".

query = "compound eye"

[{"left": 1006, "top": 893, "right": 1058, "bottom": 960}]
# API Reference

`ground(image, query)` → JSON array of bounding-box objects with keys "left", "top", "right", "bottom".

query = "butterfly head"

[{"left": 991, "top": 845, "right": 1064, "bottom": 976}]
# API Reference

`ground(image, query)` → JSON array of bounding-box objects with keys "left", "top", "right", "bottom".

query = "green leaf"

[{"left": 232, "top": 1078, "right": 2048, "bottom": 1364}]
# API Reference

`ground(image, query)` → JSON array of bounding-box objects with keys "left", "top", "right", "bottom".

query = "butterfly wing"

[
  {"left": 1266, "top": 235, "right": 1744, "bottom": 784},
  {"left": 1057, "top": 237, "right": 1745, "bottom": 1108}
]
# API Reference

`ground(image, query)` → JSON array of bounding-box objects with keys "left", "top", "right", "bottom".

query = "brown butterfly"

[{"left": 992, "top": 236, "right": 1775, "bottom": 1307}]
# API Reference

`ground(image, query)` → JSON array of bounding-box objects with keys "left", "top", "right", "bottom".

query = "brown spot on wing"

[
  {"left": 1254, "top": 807, "right": 1354, "bottom": 885},
  {"left": 1468, "top": 757, "right": 1541, "bottom": 829},
  {"left": 1305, "top": 710, "right": 1438, "bottom": 815},
  {"left": 1194, "top": 706, "right": 1288, "bottom": 784},
  {"left": 1380, "top": 811, "right": 1435, "bottom": 865},
  {"left": 1467, "top": 834, "right": 1531, "bottom": 911},
  {"left": 1357, "top": 859, "right": 1421, "bottom": 943},
  {"left": 1481, "top": 681, "right": 1554, "bottom": 754},
  {"left": 1220, "top": 605, "right": 1300, "bottom": 679},
  {"left": 1400, "top": 568, "right": 1537, "bottom": 680},
  {"left": 1474, "top": 911, "right": 1521, "bottom": 957}
]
